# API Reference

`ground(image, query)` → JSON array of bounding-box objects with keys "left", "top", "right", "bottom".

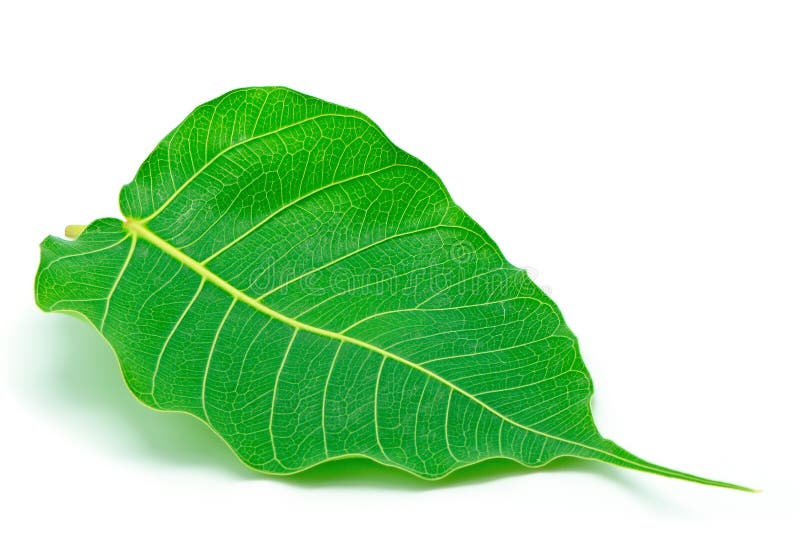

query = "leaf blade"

[{"left": 35, "top": 87, "right": 752, "bottom": 490}]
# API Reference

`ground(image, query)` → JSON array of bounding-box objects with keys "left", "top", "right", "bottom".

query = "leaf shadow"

[
  {"left": 282, "top": 455, "right": 638, "bottom": 492},
  {"left": 22, "top": 313, "right": 672, "bottom": 502},
  {"left": 21, "top": 313, "right": 252, "bottom": 479}
]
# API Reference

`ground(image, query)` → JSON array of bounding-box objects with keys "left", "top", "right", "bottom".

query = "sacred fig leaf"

[{"left": 35, "top": 87, "right": 750, "bottom": 490}]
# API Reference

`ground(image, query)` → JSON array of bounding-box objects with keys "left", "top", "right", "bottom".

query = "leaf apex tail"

[{"left": 592, "top": 440, "right": 757, "bottom": 492}]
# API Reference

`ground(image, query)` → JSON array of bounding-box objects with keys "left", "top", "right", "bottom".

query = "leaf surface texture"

[{"left": 35, "top": 87, "right": 746, "bottom": 488}]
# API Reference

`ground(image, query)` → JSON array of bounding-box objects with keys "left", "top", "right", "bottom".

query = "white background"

[{"left": 1, "top": 1, "right": 797, "bottom": 531}]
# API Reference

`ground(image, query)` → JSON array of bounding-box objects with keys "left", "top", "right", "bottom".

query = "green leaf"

[{"left": 35, "top": 87, "right": 750, "bottom": 490}]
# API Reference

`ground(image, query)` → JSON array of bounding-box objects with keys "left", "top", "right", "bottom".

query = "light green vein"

[
  {"left": 100, "top": 234, "right": 136, "bottom": 332},
  {"left": 201, "top": 162, "right": 415, "bottom": 265},
  {"left": 151, "top": 278, "right": 206, "bottom": 403},
  {"left": 202, "top": 297, "right": 237, "bottom": 422},
  {"left": 141, "top": 113, "right": 372, "bottom": 224},
  {"left": 124, "top": 218, "right": 751, "bottom": 490}
]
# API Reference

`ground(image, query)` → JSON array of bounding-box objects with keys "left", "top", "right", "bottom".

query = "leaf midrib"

[{"left": 123, "top": 218, "right": 626, "bottom": 464}]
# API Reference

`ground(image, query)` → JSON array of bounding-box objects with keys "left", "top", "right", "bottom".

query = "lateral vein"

[
  {"left": 100, "top": 234, "right": 136, "bottom": 332},
  {"left": 140, "top": 113, "right": 372, "bottom": 223},
  {"left": 123, "top": 218, "right": 673, "bottom": 475}
]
